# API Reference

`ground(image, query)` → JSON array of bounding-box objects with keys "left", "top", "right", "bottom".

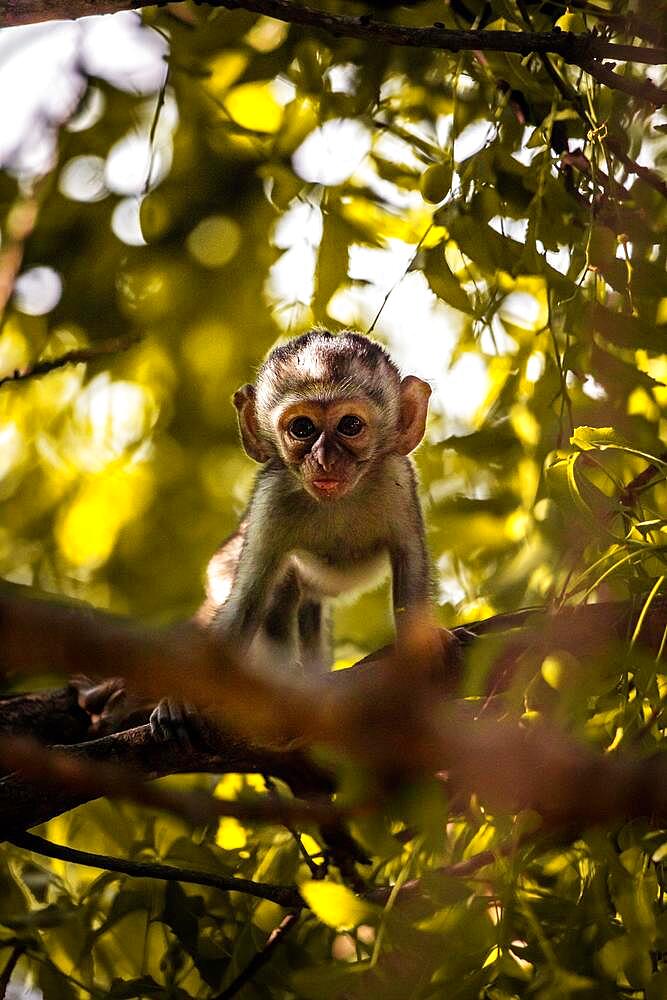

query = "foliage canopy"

[{"left": 1, "top": 0, "right": 667, "bottom": 996}]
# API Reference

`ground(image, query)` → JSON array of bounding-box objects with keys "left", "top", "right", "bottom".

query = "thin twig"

[
  {"left": 606, "top": 137, "right": 667, "bottom": 201},
  {"left": 9, "top": 830, "right": 303, "bottom": 907},
  {"left": 366, "top": 223, "right": 433, "bottom": 335},
  {"left": 0, "top": 334, "right": 141, "bottom": 388},
  {"left": 214, "top": 911, "right": 301, "bottom": 1000},
  {"left": 619, "top": 452, "right": 667, "bottom": 511},
  {"left": 367, "top": 840, "right": 524, "bottom": 905},
  {"left": 0, "top": 943, "right": 25, "bottom": 1000},
  {"left": 144, "top": 60, "right": 170, "bottom": 195},
  {"left": 263, "top": 774, "right": 325, "bottom": 877}
]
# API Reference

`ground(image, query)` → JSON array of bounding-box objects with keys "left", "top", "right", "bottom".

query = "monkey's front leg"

[
  {"left": 212, "top": 552, "right": 281, "bottom": 654},
  {"left": 390, "top": 540, "right": 431, "bottom": 626},
  {"left": 151, "top": 542, "right": 282, "bottom": 744},
  {"left": 298, "top": 599, "right": 331, "bottom": 674}
]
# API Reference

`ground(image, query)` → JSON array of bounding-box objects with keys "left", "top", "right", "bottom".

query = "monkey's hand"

[
  {"left": 69, "top": 674, "right": 130, "bottom": 735},
  {"left": 149, "top": 698, "right": 200, "bottom": 750}
]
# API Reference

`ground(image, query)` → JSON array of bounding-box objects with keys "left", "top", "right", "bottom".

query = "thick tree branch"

[
  {"left": 580, "top": 57, "right": 667, "bottom": 105},
  {"left": 3, "top": 589, "right": 667, "bottom": 838},
  {"left": 0, "top": 732, "right": 344, "bottom": 830},
  {"left": 3, "top": 1, "right": 666, "bottom": 102},
  {"left": 0, "top": 721, "right": 331, "bottom": 833},
  {"left": 0, "top": 684, "right": 92, "bottom": 746}
]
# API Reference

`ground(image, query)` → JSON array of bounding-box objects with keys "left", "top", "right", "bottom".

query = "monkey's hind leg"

[
  {"left": 298, "top": 599, "right": 331, "bottom": 674},
  {"left": 255, "top": 568, "right": 302, "bottom": 673}
]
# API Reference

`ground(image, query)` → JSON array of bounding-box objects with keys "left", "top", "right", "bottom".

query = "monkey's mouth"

[{"left": 310, "top": 478, "right": 347, "bottom": 497}]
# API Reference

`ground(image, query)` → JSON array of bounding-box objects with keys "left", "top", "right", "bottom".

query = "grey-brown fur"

[
  {"left": 256, "top": 329, "right": 401, "bottom": 412},
  {"left": 203, "top": 329, "right": 433, "bottom": 675}
]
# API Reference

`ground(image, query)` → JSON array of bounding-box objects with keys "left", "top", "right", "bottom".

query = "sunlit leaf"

[
  {"left": 299, "top": 880, "right": 376, "bottom": 930},
  {"left": 226, "top": 81, "right": 283, "bottom": 133}
]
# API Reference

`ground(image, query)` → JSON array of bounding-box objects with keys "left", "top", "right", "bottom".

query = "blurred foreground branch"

[{"left": 2, "top": 587, "right": 667, "bottom": 838}]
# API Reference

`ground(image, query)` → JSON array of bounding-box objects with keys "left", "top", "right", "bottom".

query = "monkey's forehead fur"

[{"left": 255, "top": 330, "right": 402, "bottom": 411}]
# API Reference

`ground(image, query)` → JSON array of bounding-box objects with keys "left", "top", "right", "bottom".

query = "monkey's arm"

[
  {"left": 388, "top": 463, "right": 432, "bottom": 619},
  {"left": 211, "top": 560, "right": 278, "bottom": 649},
  {"left": 210, "top": 519, "right": 286, "bottom": 653},
  {"left": 194, "top": 523, "right": 246, "bottom": 625},
  {"left": 390, "top": 536, "right": 431, "bottom": 618},
  {"left": 151, "top": 522, "right": 283, "bottom": 742}
]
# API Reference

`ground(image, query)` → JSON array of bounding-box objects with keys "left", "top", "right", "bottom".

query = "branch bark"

[
  {"left": 3, "top": 1, "right": 666, "bottom": 101},
  {"left": 0, "top": 719, "right": 331, "bottom": 833}
]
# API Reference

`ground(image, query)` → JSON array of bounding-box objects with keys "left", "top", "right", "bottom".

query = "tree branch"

[
  {"left": 0, "top": 943, "right": 25, "bottom": 1000},
  {"left": 606, "top": 137, "right": 667, "bottom": 201},
  {"left": 0, "top": 731, "right": 343, "bottom": 831},
  {"left": 215, "top": 911, "right": 301, "bottom": 999},
  {"left": 0, "top": 722, "right": 331, "bottom": 834},
  {"left": 8, "top": 830, "right": 303, "bottom": 907},
  {"left": 580, "top": 57, "right": 667, "bottom": 105},
  {"left": 0, "top": 334, "right": 141, "bottom": 389},
  {"left": 3, "top": 1, "right": 666, "bottom": 102},
  {"left": 4, "top": 589, "right": 667, "bottom": 836}
]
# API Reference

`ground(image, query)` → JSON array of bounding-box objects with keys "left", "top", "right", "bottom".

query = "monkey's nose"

[{"left": 312, "top": 433, "right": 335, "bottom": 471}]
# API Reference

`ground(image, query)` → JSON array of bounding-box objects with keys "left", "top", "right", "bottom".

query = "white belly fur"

[{"left": 290, "top": 548, "right": 390, "bottom": 598}]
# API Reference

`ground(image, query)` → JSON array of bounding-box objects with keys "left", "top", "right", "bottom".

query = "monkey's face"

[{"left": 276, "top": 398, "right": 379, "bottom": 501}]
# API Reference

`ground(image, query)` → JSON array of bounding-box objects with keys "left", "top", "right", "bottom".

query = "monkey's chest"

[{"left": 289, "top": 548, "right": 390, "bottom": 598}]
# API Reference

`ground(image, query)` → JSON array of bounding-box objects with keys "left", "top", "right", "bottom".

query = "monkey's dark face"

[{"left": 275, "top": 398, "right": 380, "bottom": 501}]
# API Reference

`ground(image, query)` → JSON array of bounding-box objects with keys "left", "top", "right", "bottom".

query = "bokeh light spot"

[
  {"left": 112, "top": 197, "right": 147, "bottom": 247},
  {"left": 186, "top": 216, "right": 241, "bottom": 269},
  {"left": 292, "top": 119, "right": 372, "bottom": 185},
  {"left": 13, "top": 266, "right": 63, "bottom": 316},
  {"left": 59, "top": 154, "right": 108, "bottom": 202}
]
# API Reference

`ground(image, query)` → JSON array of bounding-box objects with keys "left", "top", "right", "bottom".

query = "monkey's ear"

[
  {"left": 396, "top": 376, "right": 431, "bottom": 455},
  {"left": 233, "top": 384, "right": 271, "bottom": 462}
]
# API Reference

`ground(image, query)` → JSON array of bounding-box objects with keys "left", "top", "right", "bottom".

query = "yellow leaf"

[
  {"left": 300, "top": 880, "right": 376, "bottom": 930},
  {"left": 214, "top": 774, "right": 244, "bottom": 799},
  {"left": 216, "top": 817, "right": 247, "bottom": 851},
  {"left": 205, "top": 51, "right": 249, "bottom": 96},
  {"left": 300, "top": 834, "right": 321, "bottom": 857},
  {"left": 226, "top": 81, "right": 283, "bottom": 133}
]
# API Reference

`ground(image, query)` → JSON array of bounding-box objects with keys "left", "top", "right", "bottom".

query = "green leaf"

[
  {"left": 300, "top": 880, "right": 377, "bottom": 930},
  {"left": 109, "top": 975, "right": 194, "bottom": 998},
  {"left": 423, "top": 245, "right": 474, "bottom": 314},
  {"left": 570, "top": 426, "right": 632, "bottom": 452},
  {"left": 313, "top": 213, "right": 353, "bottom": 318},
  {"left": 37, "top": 962, "right": 78, "bottom": 1000},
  {"left": 589, "top": 303, "right": 667, "bottom": 353}
]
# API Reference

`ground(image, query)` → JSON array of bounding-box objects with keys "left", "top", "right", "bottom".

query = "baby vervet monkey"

[{"left": 199, "top": 328, "right": 433, "bottom": 674}]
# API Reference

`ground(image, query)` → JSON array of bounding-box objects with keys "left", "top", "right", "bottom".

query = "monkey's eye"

[
  {"left": 337, "top": 415, "right": 364, "bottom": 437},
  {"left": 288, "top": 416, "right": 317, "bottom": 440}
]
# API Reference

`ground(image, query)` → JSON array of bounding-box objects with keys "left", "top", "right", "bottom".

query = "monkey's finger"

[
  {"left": 150, "top": 697, "right": 195, "bottom": 751},
  {"left": 149, "top": 698, "right": 176, "bottom": 743},
  {"left": 168, "top": 698, "right": 195, "bottom": 752}
]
